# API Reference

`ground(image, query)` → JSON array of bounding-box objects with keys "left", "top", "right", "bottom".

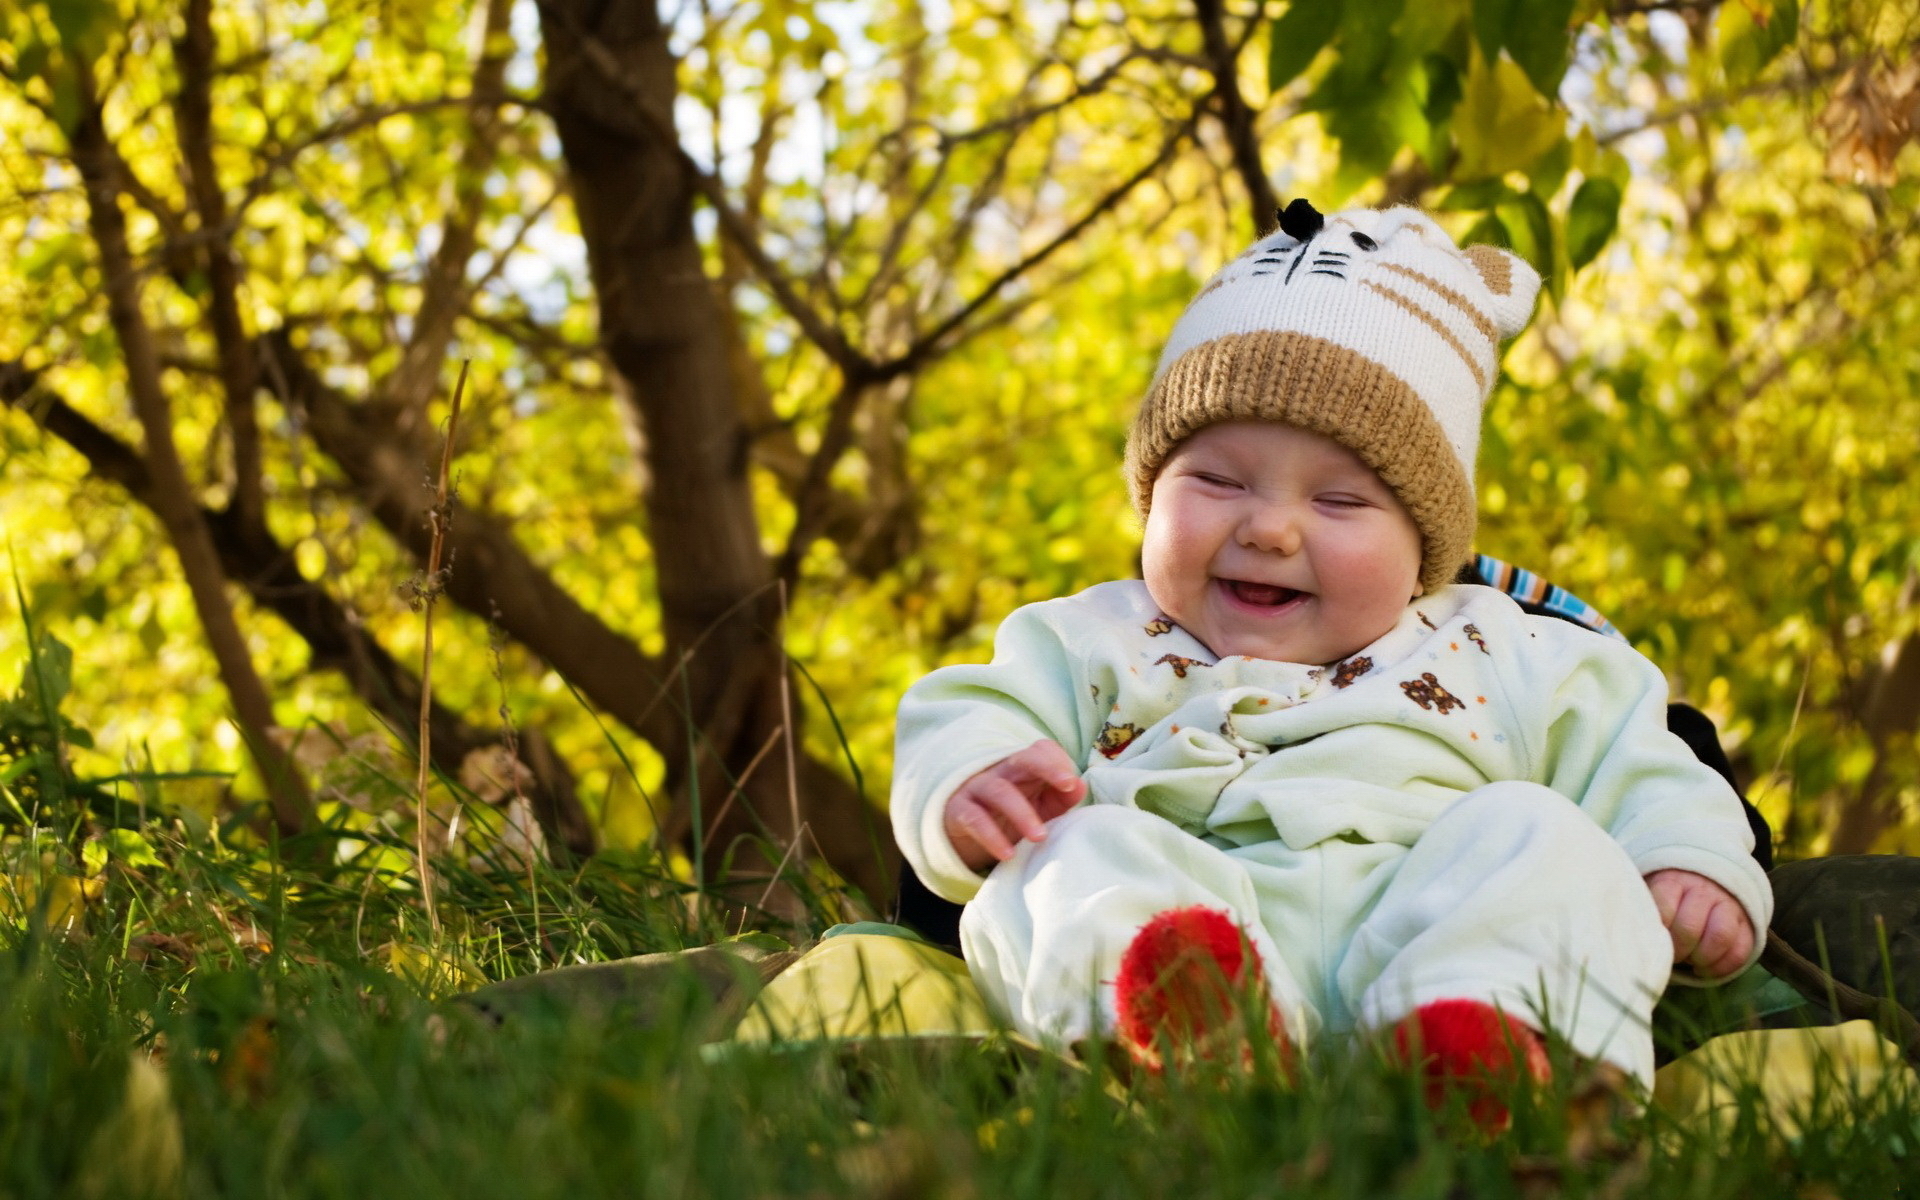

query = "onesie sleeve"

[
  {"left": 890, "top": 599, "right": 1098, "bottom": 903},
  {"left": 1524, "top": 619, "right": 1774, "bottom": 983}
]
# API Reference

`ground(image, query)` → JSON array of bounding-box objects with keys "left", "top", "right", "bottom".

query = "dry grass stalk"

[
  {"left": 778, "top": 579, "right": 801, "bottom": 868},
  {"left": 412, "top": 361, "right": 470, "bottom": 937}
]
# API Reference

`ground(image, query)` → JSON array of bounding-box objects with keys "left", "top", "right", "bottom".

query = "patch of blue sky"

[
  {"left": 494, "top": 218, "right": 587, "bottom": 326},
  {"left": 507, "top": 0, "right": 544, "bottom": 93}
]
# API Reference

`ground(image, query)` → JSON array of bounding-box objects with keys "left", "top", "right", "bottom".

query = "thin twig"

[
  {"left": 1760, "top": 929, "right": 1920, "bottom": 1070},
  {"left": 700, "top": 723, "right": 785, "bottom": 848},
  {"left": 413, "top": 360, "right": 470, "bottom": 937},
  {"left": 778, "top": 579, "right": 801, "bottom": 868},
  {"left": 876, "top": 111, "right": 1198, "bottom": 380},
  {"left": 754, "top": 821, "right": 809, "bottom": 914}
]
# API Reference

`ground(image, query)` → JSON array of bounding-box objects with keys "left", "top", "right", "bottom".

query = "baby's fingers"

[
  {"left": 1690, "top": 904, "right": 1756, "bottom": 979},
  {"left": 947, "top": 794, "right": 1020, "bottom": 863},
  {"left": 976, "top": 774, "right": 1052, "bottom": 842},
  {"left": 1001, "top": 740, "right": 1088, "bottom": 804}
]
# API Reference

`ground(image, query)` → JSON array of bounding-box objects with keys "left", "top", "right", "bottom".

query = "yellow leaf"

[
  {"left": 384, "top": 942, "right": 487, "bottom": 997},
  {"left": 1, "top": 868, "right": 90, "bottom": 932},
  {"left": 1455, "top": 52, "right": 1565, "bottom": 180}
]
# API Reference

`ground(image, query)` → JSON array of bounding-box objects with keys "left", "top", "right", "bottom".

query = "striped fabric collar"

[{"left": 1472, "top": 554, "right": 1624, "bottom": 642}]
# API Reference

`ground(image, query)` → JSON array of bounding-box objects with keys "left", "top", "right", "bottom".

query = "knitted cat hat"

[{"left": 1125, "top": 201, "right": 1541, "bottom": 595}]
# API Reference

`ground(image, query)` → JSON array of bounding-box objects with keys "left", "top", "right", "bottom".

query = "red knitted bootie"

[
  {"left": 1113, "top": 906, "right": 1289, "bottom": 1072},
  {"left": 1389, "top": 999, "right": 1552, "bottom": 1133}
]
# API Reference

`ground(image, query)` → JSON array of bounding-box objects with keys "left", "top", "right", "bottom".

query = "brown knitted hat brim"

[{"left": 1124, "top": 330, "right": 1475, "bottom": 595}]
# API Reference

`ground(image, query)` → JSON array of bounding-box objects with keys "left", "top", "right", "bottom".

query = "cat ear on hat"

[
  {"left": 1461, "top": 243, "right": 1542, "bottom": 338},
  {"left": 1276, "top": 198, "right": 1324, "bottom": 243}
]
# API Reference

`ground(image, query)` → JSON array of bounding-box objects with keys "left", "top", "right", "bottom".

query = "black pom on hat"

[{"left": 1277, "top": 198, "right": 1324, "bottom": 242}]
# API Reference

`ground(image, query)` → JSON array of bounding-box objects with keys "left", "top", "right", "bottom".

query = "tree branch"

[
  {"left": 1193, "top": 0, "right": 1279, "bottom": 236},
  {"left": 1596, "top": 66, "right": 1848, "bottom": 147},
  {"left": 535, "top": 0, "right": 869, "bottom": 377},
  {"left": 1607, "top": 0, "right": 1718, "bottom": 15},
  {"left": 918, "top": 50, "right": 1145, "bottom": 151},
  {"left": 766, "top": 115, "right": 1191, "bottom": 581},
  {"left": 234, "top": 97, "right": 496, "bottom": 223},
  {"left": 0, "top": 362, "right": 597, "bottom": 859},
  {"left": 66, "top": 61, "right": 312, "bottom": 837},
  {"left": 175, "top": 0, "right": 265, "bottom": 532},
  {"left": 536, "top": 0, "right": 895, "bottom": 907},
  {"left": 878, "top": 110, "right": 1198, "bottom": 380},
  {"left": 261, "top": 329, "right": 700, "bottom": 761},
  {"left": 774, "top": 375, "right": 866, "bottom": 591},
  {"left": 384, "top": 0, "right": 517, "bottom": 416},
  {"left": 1832, "top": 590, "right": 1920, "bottom": 855}
]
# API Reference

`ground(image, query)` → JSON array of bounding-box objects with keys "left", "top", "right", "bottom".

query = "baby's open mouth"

[{"left": 1223, "top": 580, "right": 1303, "bottom": 608}]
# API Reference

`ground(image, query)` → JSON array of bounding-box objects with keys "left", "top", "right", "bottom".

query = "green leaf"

[
  {"left": 1422, "top": 52, "right": 1463, "bottom": 127},
  {"left": 49, "top": 70, "right": 81, "bottom": 136},
  {"left": 1334, "top": 0, "right": 1408, "bottom": 84},
  {"left": 1454, "top": 53, "right": 1565, "bottom": 180},
  {"left": 1324, "top": 91, "right": 1415, "bottom": 200},
  {"left": 1506, "top": 0, "right": 1578, "bottom": 97},
  {"left": 1268, "top": 0, "right": 1343, "bottom": 92},
  {"left": 1435, "top": 178, "right": 1520, "bottom": 211},
  {"left": 20, "top": 233, "right": 79, "bottom": 283},
  {"left": 14, "top": 35, "right": 50, "bottom": 85},
  {"left": 1461, "top": 211, "right": 1512, "bottom": 249},
  {"left": 41, "top": 0, "right": 114, "bottom": 62},
  {"left": 1565, "top": 175, "right": 1622, "bottom": 270},
  {"left": 1311, "top": 8, "right": 1425, "bottom": 196},
  {"left": 21, "top": 631, "right": 73, "bottom": 714},
  {"left": 106, "top": 828, "right": 164, "bottom": 869},
  {"left": 1718, "top": 0, "right": 1798, "bottom": 87},
  {"left": 1499, "top": 191, "right": 1554, "bottom": 276},
  {"left": 1471, "top": 0, "right": 1521, "bottom": 62},
  {"left": 138, "top": 611, "right": 166, "bottom": 655},
  {"left": 1528, "top": 131, "right": 1573, "bottom": 197}
]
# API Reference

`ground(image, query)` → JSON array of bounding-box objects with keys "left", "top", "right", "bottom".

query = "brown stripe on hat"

[
  {"left": 1376, "top": 262, "right": 1501, "bottom": 343},
  {"left": 1125, "top": 330, "right": 1477, "bottom": 594},
  {"left": 1463, "top": 245, "right": 1514, "bottom": 296},
  {"left": 1362, "top": 280, "right": 1489, "bottom": 390}
]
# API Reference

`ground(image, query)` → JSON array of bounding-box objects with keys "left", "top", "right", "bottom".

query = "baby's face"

[{"left": 1141, "top": 422, "right": 1423, "bottom": 665}]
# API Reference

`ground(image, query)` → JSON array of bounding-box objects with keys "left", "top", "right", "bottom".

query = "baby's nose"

[{"left": 1239, "top": 505, "right": 1304, "bottom": 555}]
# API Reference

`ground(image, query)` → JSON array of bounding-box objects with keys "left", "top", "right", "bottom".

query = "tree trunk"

[
  {"left": 1830, "top": 627, "right": 1920, "bottom": 854},
  {"left": 66, "top": 64, "right": 311, "bottom": 837},
  {"left": 536, "top": 0, "right": 893, "bottom": 911}
]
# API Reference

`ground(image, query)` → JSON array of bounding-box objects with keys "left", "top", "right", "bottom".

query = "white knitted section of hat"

[{"left": 1149, "top": 208, "right": 1541, "bottom": 484}]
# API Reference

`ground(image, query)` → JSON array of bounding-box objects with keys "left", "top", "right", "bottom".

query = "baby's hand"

[
  {"left": 1645, "top": 868, "right": 1756, "bottom": 979},
  {"left": 943, "top": 740, "right": 1088, "bottom": 871}
]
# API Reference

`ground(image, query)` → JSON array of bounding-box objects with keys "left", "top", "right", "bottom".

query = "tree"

[{"left": 3, "top": 0, "right": 1914, "bottom": 919}]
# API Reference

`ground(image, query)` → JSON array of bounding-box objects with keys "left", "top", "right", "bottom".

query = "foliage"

[
  {"left": 5, "top": 0, "right": 1920, "bottom": 1191},
  {"left": 1473, "top": 0, "right": 1920, "bottom": 856},
  {"left": 0, "top": 0, "right": 1918, "bottom": 907},
  {"left": 0, "top": 600, "right": 136, "bottom": 835}
]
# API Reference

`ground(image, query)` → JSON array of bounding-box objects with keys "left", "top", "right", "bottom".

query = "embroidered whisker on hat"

[{"left": 1124, "top": 201, "right": 1541, "bottom": 595}]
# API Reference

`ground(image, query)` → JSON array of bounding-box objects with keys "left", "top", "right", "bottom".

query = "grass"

[
  {"left": 2, "top": 604, "right": 1916, "bottom": 1199},
  {"left": 3, "top": 819, "right": 1919, "bottom": 1200}
]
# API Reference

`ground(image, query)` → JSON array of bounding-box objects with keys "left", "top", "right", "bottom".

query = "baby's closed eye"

[{"left": 1191, "top": 472, "right": 1242, "bottom": 490}]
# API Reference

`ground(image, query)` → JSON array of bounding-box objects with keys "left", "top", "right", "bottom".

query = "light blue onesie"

[{"left": 891, "top": 581, "right": 1772, "bottom": 1084}]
